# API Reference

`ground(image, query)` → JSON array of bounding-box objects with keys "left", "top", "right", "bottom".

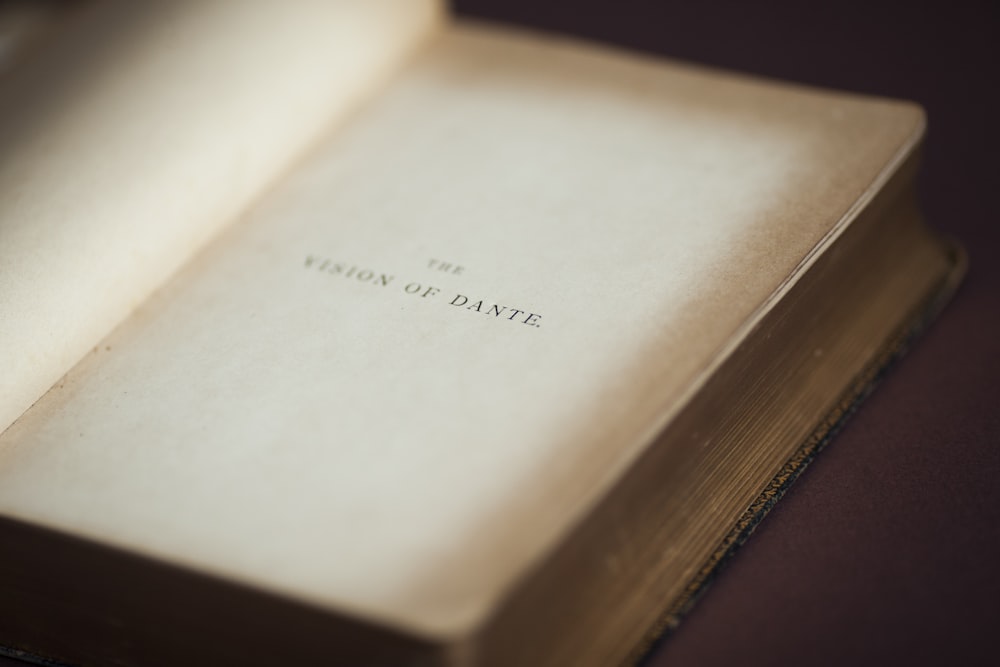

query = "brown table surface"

[{"left": 4, "top": 2, "right": 998, "bottom": 666}]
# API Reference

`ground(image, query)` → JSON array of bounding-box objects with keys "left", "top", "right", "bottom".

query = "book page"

[
  {"left": 0, "top": 0, "right": 442, "bottom": 433},
  {"left": 0, "top": 23, "right": 922, "bottom": 637}
]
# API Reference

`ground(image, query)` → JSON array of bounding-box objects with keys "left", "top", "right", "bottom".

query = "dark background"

[
  {"left": 452, "top": 1, "right": 1000, "bottom": 665},
  {"left": 2, "top": 2, "right": 997, "bottom": 666}
]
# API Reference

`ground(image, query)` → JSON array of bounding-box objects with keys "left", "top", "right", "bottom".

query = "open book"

[{"left": 0, "top": 1, "right": 963, "bottom": 665}]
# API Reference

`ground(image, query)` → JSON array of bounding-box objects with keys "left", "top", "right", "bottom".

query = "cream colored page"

[
  {"left": 0, "top": 0, "right": 442, "bottom": 432},
  {"left": 0, "top": 25, "right": 921, "bottom": 637}
]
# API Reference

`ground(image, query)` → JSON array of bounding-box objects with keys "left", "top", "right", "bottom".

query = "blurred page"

[{"left": 0, "top": 0, "right": 441, "bottom": 432}]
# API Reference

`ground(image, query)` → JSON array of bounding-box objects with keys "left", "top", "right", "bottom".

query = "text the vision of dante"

[{"left": 302, "top": 255, "right": 543, "bottom": 328}]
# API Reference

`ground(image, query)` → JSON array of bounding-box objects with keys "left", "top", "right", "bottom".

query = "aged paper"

[{"left": 0, "top": 23, "right": 922, "bottom": 637}]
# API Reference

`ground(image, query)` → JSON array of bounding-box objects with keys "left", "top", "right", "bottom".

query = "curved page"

[{"left": 0, "top": 0, "right": 441, "bottom": 432}]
